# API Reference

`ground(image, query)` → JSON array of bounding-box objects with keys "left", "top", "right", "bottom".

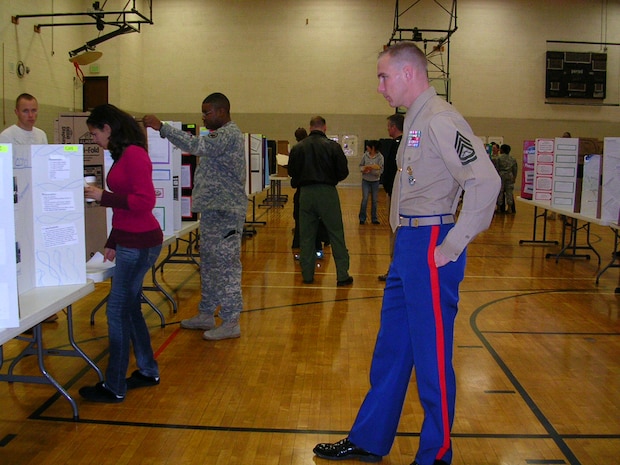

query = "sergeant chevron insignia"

[{"left": 454, "top": 131, "right": 477, "bottom": 165}]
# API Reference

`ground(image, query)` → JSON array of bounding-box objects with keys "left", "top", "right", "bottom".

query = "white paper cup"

[{"left": 84, "top": 176, "right": 97, "bottom": 202}]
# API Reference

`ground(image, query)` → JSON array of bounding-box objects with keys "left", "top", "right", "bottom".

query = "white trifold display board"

[
  {"left": 246, "top": 133, "right": 266, "bottom": 196},
  {"left": 12, "top": 144, "right": 86, "bottom": 296},
  {"left": 0, "top": 144, "right": 19, "bottom": 328},
  {"left": 147, "top": 124, "right": 182, "bottom": 235},
  {"left": 602, "top": 137, "right": 620, "bottom": 224},
  {"left": 533, "top": 138, "right": 555, "bottom": 204},
  {"left": 551, "top": 137, "right": 579, "bottom": 212},
  {"left": 104, "top": 125, "right": 182, "bottom": 238},
  {"left": 580, "top": 154, "right": 603, "bottom": 218}
]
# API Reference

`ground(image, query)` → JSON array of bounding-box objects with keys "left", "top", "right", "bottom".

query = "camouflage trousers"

[
  {"left": 198, "top": 210, "right": 244, "bottom": 324},
  {"left": 497, "top": 173, "right": 515, "bottom": 210}
]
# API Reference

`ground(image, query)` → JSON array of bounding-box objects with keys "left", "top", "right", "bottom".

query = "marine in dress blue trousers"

[{"left": 349, "top": 222, "right": 465, "bottom": 465}]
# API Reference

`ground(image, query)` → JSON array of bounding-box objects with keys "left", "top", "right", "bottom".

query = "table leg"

[
  {"left": 0, "top": 304, "right": 104, "bottom": 420},
  {"left": 596, "top": 227, "right": 620, "bottom": 285},
  {"left": 519, "top": 206, "right": 559, "bottom": 245},
  {"left": 545, "top": 217, "right": 600, "bottom": 263}
]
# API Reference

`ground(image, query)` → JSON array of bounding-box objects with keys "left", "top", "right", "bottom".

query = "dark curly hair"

[
  {"left": 294, "top": 127, "right": 307, "bottom": 142},
  {"left": 86, "top": 104, "right": 146, "bottom": 161},
  {"left": 366, "top": 139, "right": 381, "bottom": 151}
]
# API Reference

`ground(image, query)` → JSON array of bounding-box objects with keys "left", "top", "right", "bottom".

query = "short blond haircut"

[{"left": 379, "top": 42, "right": 428, "bottom": 74}]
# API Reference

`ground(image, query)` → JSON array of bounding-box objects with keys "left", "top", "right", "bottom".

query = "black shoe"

[
  {"left": 337, "top": 276, "right": 353, "bottom": 286},
  {"left": 313, "top": 438, "right": 381, "bottom": 462},
  {"left": 126, "top": 370, "right": 160, "bottom": 390},
  {"left": 378, "top": 273, "right": 387, "bottom": 282},
  {"left": 79, "top": 382, "right": 124, "bottom": 403},
  {"left": 372, "top": 220, "right": 380, "bottom": 224},
  {"left": 303, "top": 278, "right": 314, "bottom": 284}
]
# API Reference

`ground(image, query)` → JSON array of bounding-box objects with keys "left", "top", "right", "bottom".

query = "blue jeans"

[
  {"left": 105, "top": 244, "right": 162, "bottom": 396},
  {"left": 359, "top": 179, "right": 379, "bottom": 223}
]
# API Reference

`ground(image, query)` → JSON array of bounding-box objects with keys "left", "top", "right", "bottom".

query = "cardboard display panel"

[{"left": 56, "top": 113, "right": 108, "bottom": 260}]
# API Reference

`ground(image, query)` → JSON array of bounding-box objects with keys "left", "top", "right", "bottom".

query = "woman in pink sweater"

[{"left": 80, "top": 104, "right": 163, "bottom": 403}]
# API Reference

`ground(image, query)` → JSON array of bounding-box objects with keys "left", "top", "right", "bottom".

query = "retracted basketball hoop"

[{"left": 69, "top": 50, "right": 102, "bottom": 82}]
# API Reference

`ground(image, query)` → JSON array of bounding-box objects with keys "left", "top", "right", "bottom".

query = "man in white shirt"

[
  {"left": 0, "top": 93, "right": 48, "bottom": 144},
  {"left": 1, "top": 93, "right": 54, "bottom": 322}
]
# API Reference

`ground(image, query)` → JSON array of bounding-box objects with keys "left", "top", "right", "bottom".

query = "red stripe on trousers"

[{"left": 427, "top": 225, "right": 450, "bottom": 460}]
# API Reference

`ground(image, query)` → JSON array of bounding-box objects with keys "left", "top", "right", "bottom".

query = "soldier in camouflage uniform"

[
  {"left": 143, "top": 93, "right": 246, "bottom": 340},
  {"left": 496, "top": 144, "right": 518, "bottom": 213}
]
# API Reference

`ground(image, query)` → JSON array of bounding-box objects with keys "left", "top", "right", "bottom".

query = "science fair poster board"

[
  {"left": 602, "top": 137, "right": 620, "bottom": 224},
  {"left": 0, "top": 144, "right": 19, "bottom": 328},
  {"left": 551, "top": 137, "right": 579, "bottom": 212},
  {"left": 147, "top": 125, "right": 180, "bottom": 236},
  {"left": 580, "top": 154, "right": 603, "bottom": 218},
  {"left": 533, "top": 138, "right": 555, "bottom": 204},
  {"left": 521, "top": 140, "right": 535, "bottom": 200},
  {"left": 13, "top": 144, "right": 86, "bottom": 296}
]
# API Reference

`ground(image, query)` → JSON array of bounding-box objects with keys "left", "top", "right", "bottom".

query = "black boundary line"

[
  {"left": 0, "top": 433, "right": 17, "bottom": 447},
  {"left": 18, "top": 288, "right": 618, "bottom": 458},
  {"left": 469, "top": 288, "right": 620, "bottom": 465}
]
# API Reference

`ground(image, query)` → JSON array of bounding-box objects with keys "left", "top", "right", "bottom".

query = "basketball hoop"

[
  {"left": 69, "top": 50, "right": 102, "bottom": 83},
  {"left": 68, "top": 50, "right": 102, "bottom": 65}
]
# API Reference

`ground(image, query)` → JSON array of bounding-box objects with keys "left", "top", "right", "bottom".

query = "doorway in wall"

[{"left": 83, "top": 76, "right": 109, "bottom": 111}]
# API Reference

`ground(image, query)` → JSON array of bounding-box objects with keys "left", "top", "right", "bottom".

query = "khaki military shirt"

[{"left": 390, "top": 87, "right": 500, "bottom": 261}]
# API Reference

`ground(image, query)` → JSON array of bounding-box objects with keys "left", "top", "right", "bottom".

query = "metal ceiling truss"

[
  {"left": 11, "top": 1, "right": 153, "bottom": 33},
  {"left": 387, "top": 0, "right": 457, "bottom": 102},
  {"left": 11, "top": 1, "right": 153, "bottom": 58}
]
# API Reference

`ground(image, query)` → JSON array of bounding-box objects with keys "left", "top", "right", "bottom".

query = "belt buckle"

[{"left": 413, "top": 218, "right": 419, "bottom": 227}]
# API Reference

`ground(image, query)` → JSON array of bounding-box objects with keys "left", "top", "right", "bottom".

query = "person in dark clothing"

[
  {"left": 378, "top": 113, "right": 404, "bottom": 281},
  {"left": 291, "top": 127, "right": 328, "bottom": 259},
  {"left": 380, "top": 113, "right": 404, "bottom": 198},
  {"left": 287, "top": 116, "right": 352, "bottom": 286}
]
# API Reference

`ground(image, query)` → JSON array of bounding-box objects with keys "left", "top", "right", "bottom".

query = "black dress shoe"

[
  {"left": 313, "top": 438, "right": 381, "bottom": 462},
  {"left": 79, "top": 382, "right": 124, "bottom": 403},
  {"left": 336, "top": 276, "right": 353, "bottom": 286}
]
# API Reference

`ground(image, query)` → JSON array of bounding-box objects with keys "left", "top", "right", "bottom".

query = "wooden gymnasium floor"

[{"left": 0, "top": 186, "right": 618, "bottom": 465}]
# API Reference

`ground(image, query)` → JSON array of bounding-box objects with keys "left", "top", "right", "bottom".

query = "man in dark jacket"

[
  {"left": 287, "top": 116, "right": 353, "bottom": 286},
  {"left": 378, "top": 113, "right": 404, "bottom": 281}
]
